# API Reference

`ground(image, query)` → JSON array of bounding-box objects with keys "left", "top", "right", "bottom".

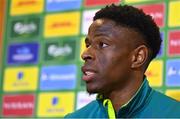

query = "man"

[{"left": 65, "top": 4, "right": 180, "bottom": 118}]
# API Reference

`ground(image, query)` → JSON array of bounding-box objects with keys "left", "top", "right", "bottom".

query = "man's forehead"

[
  {"left": 87, "top": 18, "right": 147, "bottom": 46},
  {"left": 88, "top": 19, "right": 117, "bottom": 34}
]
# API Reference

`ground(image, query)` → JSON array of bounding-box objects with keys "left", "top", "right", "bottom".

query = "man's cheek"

[{"left": 97, "top": 53, "right": 106, "bottom": 65}]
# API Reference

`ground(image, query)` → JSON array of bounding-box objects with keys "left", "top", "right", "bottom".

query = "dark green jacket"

[{"left": 65, "top": 79, "right": 180, "bottom": 118}]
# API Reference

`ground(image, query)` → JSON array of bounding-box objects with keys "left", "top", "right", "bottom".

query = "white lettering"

[
  {"left": 150, "top": 12, "right": 162, "bottom": 19},
  {"left": 4, "top": 102, "right": 33, "bottom": 109},
  {"left": 14, "top": 22, "right": 37, "bottom": 34},
  {"left": 170, "top": 39, "right": 180, "bottom": 46},
  {"left": 13, "top": 54, "right": 33, "bottom": 61},
  {"left": 41, "top": 73, "right": 75, "bottom": 81},
  {"left": 13, "top": 82, "right": 29, "bottom": 86},
  {"left": 168, "top": 67, "right": 177, "bottom": 76},
  {"left": 48, "top": 44, "right": 72, "bottom": 57},
  {"left": 47, "top": 108, "right": 64, "bottom": 113}
]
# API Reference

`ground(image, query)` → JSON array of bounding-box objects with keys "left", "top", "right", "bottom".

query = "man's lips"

[{"left": 81, "top": 66, "right": 97, "bottom": 82}]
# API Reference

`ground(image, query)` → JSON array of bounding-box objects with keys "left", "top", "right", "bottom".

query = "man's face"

[{"left": 81, "top": 19, "right": 139, "bottom": 95}]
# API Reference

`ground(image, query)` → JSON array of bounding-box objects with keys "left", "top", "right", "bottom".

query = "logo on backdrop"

[
  {"left": 46, "top": 0, "right": 82, "bottom": 12},
  {"left": 45, "top": 39, "right": 76, "bottom": 61},
  {"left": 168, "top": 1, "right": 180, "bottom": 27},
  {"left": 3, "top": 67, "right": 39, "bottom": 91},
  {"left": 168, "top": 30, "right": 180, "bottom": 56},
  {"left": 40, "top": 65, "right": 77, "bottom": 90},
  {"left": 7, "top": 42, "right": 39, "bottom": 65},
  {"left": 10, "top": 17, "right": 40, "bottom": 39},
  {"left": 52, "top": 97, "right": 59, "bottom": 106},
  {"left": 37, "top": 93, "right": 74, "bottom": 117},
  {"left": 10, "top": 0, "right": 44, "bottom": 16},
  {"left": 17, "top": 72, "right": 24, "bottom": 80},
  {"left": 2, "top": 94, "right": 35, "bottom": 117},
  {"left": 166, "top": 59, "right": 180, "bottom": 86},
  {"left": 137, "top": 3, "right": 165, "bottom": 27},
  {"left": 44, "top": 12, "right": 80, "bottom": 37}
]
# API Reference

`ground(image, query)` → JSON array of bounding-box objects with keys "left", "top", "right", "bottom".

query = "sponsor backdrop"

[{"left": 0, "top": 0, "right": 180, "bottom": 118}]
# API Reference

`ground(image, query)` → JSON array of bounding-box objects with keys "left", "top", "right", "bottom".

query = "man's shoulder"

[
  {"left": 143, "top": 89, "right": 180, "bottom": 117},
  {"left": 151, "top": 90, "right": 180, "bottom": 106},
  {"left": 64, "top": 100, "right": 103, "bottom": 118}
]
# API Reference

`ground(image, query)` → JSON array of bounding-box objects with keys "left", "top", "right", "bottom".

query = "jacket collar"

[
  {"left": 97, "top": 77, "right": 153, "bottom": 118},
  {"left": 117, "top": 78, "right": 152, "bottom": 117}
]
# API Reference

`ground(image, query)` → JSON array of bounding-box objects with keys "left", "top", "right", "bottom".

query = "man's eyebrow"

[
  {"left": 94, "top": 33, "right": 108, "bottom": 37},
  {"left": 85, "top": 32, "right": 112, "bottom": 43}
]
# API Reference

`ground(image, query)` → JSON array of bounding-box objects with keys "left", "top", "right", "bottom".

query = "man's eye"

[
  {"left": 99, "top": 42, "right": 108, "bottom": 48},
  {"left": 86, "top": 44, "right": 90, "bottom": 48}
]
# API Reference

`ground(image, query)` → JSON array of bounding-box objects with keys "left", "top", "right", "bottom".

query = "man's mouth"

[
  {"left": 82, "top": 66, "right": 97, "bottom": 82},
  {"left": 85, "top": 71, "right": 94, "bottom": 76},
  {"left": 82, "top": 71, "right": 96, "bottom": 81}
]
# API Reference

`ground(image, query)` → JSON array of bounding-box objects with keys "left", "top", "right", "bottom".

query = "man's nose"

[{"left": 81, "top": 47, "right": 95, "bottom": 61}]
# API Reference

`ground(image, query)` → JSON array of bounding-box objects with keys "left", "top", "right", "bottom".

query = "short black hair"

[{"left": 93, "top": 4, "right": 162, "bottom": 60}]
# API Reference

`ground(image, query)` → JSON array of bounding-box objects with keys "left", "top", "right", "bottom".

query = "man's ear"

[{"left": 131, "top": 45, "right": 149, "bottom": 69}]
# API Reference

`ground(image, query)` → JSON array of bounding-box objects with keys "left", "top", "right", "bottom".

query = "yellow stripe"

[{"left": 103, "top": 99, "right": 116, "bottom": 119}]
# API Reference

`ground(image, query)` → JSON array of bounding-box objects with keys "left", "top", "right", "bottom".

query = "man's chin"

[{"left": 86, "top": 88, "right": 98, "bottom": 95}]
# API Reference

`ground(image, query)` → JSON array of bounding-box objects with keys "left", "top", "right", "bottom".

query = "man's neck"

[{"left": 108, "top": 75, "right": 144, "bottom": 112}]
